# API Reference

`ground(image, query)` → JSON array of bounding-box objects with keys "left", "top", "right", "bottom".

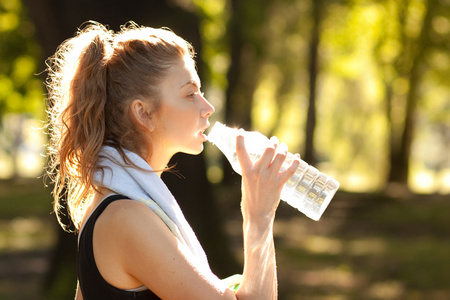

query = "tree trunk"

[
  {"left": 225, "top": 0, "right": 265, "bottom": 130},
  {"left": 304, "top": 0, "right": 323, "bottom": 165},
  {"left": 222, "top": 0, "right": 269, "bottom": 186},
  {"left": 387, "top": 0, "right": 435, "bottom": 184}
]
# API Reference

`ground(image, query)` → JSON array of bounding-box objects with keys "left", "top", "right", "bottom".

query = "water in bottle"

[{"left": 207, "top": 122, "right": 339, "bottom": 221}]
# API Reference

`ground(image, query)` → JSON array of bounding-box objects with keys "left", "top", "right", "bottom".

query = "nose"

[{"left": 200, "top": 94, "right": 215, "bottom": 118}]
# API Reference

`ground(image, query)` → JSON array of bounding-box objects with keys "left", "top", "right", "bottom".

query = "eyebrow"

[{"left": 180, "top": 80, "right": 201, "bottom": 90}]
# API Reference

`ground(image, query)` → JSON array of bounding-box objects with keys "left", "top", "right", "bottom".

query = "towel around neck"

[{"left": 93, "top": 146, "right": 211, "bottom": 274}]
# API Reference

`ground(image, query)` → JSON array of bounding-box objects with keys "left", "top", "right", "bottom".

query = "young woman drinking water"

[{"left": 45, "top": 21, "right": 300, "bottom": 300}]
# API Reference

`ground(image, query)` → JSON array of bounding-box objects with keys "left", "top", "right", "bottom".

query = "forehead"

[{"left": 168, "top": 58, "right": 200, "bottom": 87}]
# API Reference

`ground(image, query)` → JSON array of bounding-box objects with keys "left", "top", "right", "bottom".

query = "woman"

[{"left": 45, "top": 21, "right": 300, "bottom": 300}]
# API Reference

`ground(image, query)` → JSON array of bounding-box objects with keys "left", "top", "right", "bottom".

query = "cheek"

[
  {"left": 158, "top": 99, "right": 198, "bottom": 137},
  {"left": 160, "top": 107, "right": 191, "bottom": 136}
]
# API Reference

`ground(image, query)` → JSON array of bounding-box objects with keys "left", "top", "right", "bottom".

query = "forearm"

[{"left": 236, "top": 217, "right": 277, "bottom": 300}]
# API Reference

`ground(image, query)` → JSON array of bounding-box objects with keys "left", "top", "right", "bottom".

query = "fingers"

[
  {"left": 279, "top": 154, "right": 300, "bottom": 182},
  {"left": 271, "top": 146, "right": 301, "bottom": 188},
  {"left": 237, "top": 133, "right": 278, "bottom": 172},
  {"left": 257, "top": 144, "right": 277, "bottom": 169},
  {"left": 254, "top": 136, "right": 283, "bottom": 169},
  {"left": 236, "top": 133, "right": 252, "bottom": 171},
  {"left": 269, "top": 142, "right": 288, "bottom": 171},
  {"left": 236, "top": 132, "right": 300, "bottom": 181}
]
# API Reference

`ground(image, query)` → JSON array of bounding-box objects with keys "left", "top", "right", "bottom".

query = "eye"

[{"left": 187, "top": 91, "right": 204, "bottom": 99}]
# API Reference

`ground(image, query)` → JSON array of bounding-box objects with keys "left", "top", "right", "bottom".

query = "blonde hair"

[{"left": 45, "top": 21, "right": 195, "bottom": 230}]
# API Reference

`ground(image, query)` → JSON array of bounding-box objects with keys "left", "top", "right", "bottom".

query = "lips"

[
  {"left": 198, "top": 130, "right": 207, "bottom": 141},
  {"left": 198, "top": 124, "right": 209, "bottom": 141}
]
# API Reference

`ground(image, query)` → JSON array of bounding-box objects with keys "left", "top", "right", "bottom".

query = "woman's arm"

[
  {"left": 234, "top": 135, "right": 299, "bottom": 299},
  {"left": 238, "top": 215, "right": 278, "bottom": 299}
]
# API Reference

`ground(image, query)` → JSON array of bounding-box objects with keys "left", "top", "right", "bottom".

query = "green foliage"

[
  {"left": 0, "top": 0, "right": 446, "bottom": 190},
  {"left": 193, "top": 0, "right": 230, "bottom": 91},
  {"left": 0, "top": 0, "right": 43, "bottom": 118},
  {"left": 200, "top": 0, "right": 449, "bottom": 192}
]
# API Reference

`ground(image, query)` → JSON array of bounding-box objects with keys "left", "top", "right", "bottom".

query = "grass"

[
  {"left": 1, "top": 179, "right": 450, "bottom": 299},
  {"left": 0, "top": 178, "right": 56, "bottom": 300},
  {"left": 272, "top": 193, "right": 450, "bottom": 300},
  {"left": 0, "top": 178, "right": 53, "bottom": 218}
]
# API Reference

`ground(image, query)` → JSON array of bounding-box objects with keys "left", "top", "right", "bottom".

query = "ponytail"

[{"left": 46, "top": 22, "right": 112, "bottom": 230}]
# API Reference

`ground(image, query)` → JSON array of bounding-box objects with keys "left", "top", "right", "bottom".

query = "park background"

[{"left": 0, "top": 0, "right": 449, "bottom": 299}]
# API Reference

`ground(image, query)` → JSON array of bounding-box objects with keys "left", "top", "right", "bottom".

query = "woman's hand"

[{"left": 236, "top": 134, "right": 300, "bottom": 222}]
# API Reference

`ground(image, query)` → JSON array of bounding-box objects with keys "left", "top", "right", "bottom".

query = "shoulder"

[
  {"left": 95, "top": 198, "right": 169, "bottom": 239},
  {"left": 99, "top": 198, "right": 150, "bottom": 220},
  {"left": 94, "top": 198, "right": 179, "bottom": 259},
  {"left": 93, "top": 198, "right": 179, "bottom": 272},
  {"left": 91, "top": 198, "right": 181, "bottom": 291}
]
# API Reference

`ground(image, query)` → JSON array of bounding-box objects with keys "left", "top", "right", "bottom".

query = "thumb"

[{"left": 236, "top": 133, "right": 252, "bottom": 171}]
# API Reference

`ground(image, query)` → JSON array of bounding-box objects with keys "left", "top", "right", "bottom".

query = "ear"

[{"left": 130, "top": 99, "right": 155, "bottom": 132}]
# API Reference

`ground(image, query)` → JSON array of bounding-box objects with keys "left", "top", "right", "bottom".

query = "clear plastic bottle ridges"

[{"left": 207, "top": 122, "right": 339, "bottom": 221}]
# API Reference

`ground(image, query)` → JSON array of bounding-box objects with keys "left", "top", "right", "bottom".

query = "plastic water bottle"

[{"left": 207, "top": 122, "right": 339, "bottom": 221}]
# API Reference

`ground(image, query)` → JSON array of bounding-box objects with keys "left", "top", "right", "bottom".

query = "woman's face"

[{"left": 150, "top": 57, "right": 215, "bottom": 158}]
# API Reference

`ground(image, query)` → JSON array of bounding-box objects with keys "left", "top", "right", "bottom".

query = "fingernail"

[
  {"left": 278, "top": 142, "right": 288, "bottom": 153},
  {"left": 269, "top": 136, "right": 279, "bottom": 145}
]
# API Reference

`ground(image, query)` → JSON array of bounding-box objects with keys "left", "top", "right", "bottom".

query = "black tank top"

[{"left": 77, "top": 194, "right": 161, "bottom": 299}]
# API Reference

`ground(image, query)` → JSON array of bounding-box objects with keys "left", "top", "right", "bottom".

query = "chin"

[
  {"left": 182, "top": 144, "right": 204, "bottom": 156},
  {"left": 192, "top": 146, "right": 204, "bottom": 155}
]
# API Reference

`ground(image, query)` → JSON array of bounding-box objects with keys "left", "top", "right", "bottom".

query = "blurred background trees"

[
  {"left": 1, "top": 0, "right": 447, "bottom": 203},
  {"left": 0, "top": 0, "right": 43, "bottom": 179},
  {"left": 0, "top": 0, "right": 449, "bottom": 299}
]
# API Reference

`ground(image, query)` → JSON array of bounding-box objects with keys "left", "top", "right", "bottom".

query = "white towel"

[{"left": 93, "top": 145, "right": 211, "bottom": 274}]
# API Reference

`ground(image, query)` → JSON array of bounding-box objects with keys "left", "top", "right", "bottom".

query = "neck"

[{"left": 147, "top": 145, "right": 176, "bottom": 177}]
